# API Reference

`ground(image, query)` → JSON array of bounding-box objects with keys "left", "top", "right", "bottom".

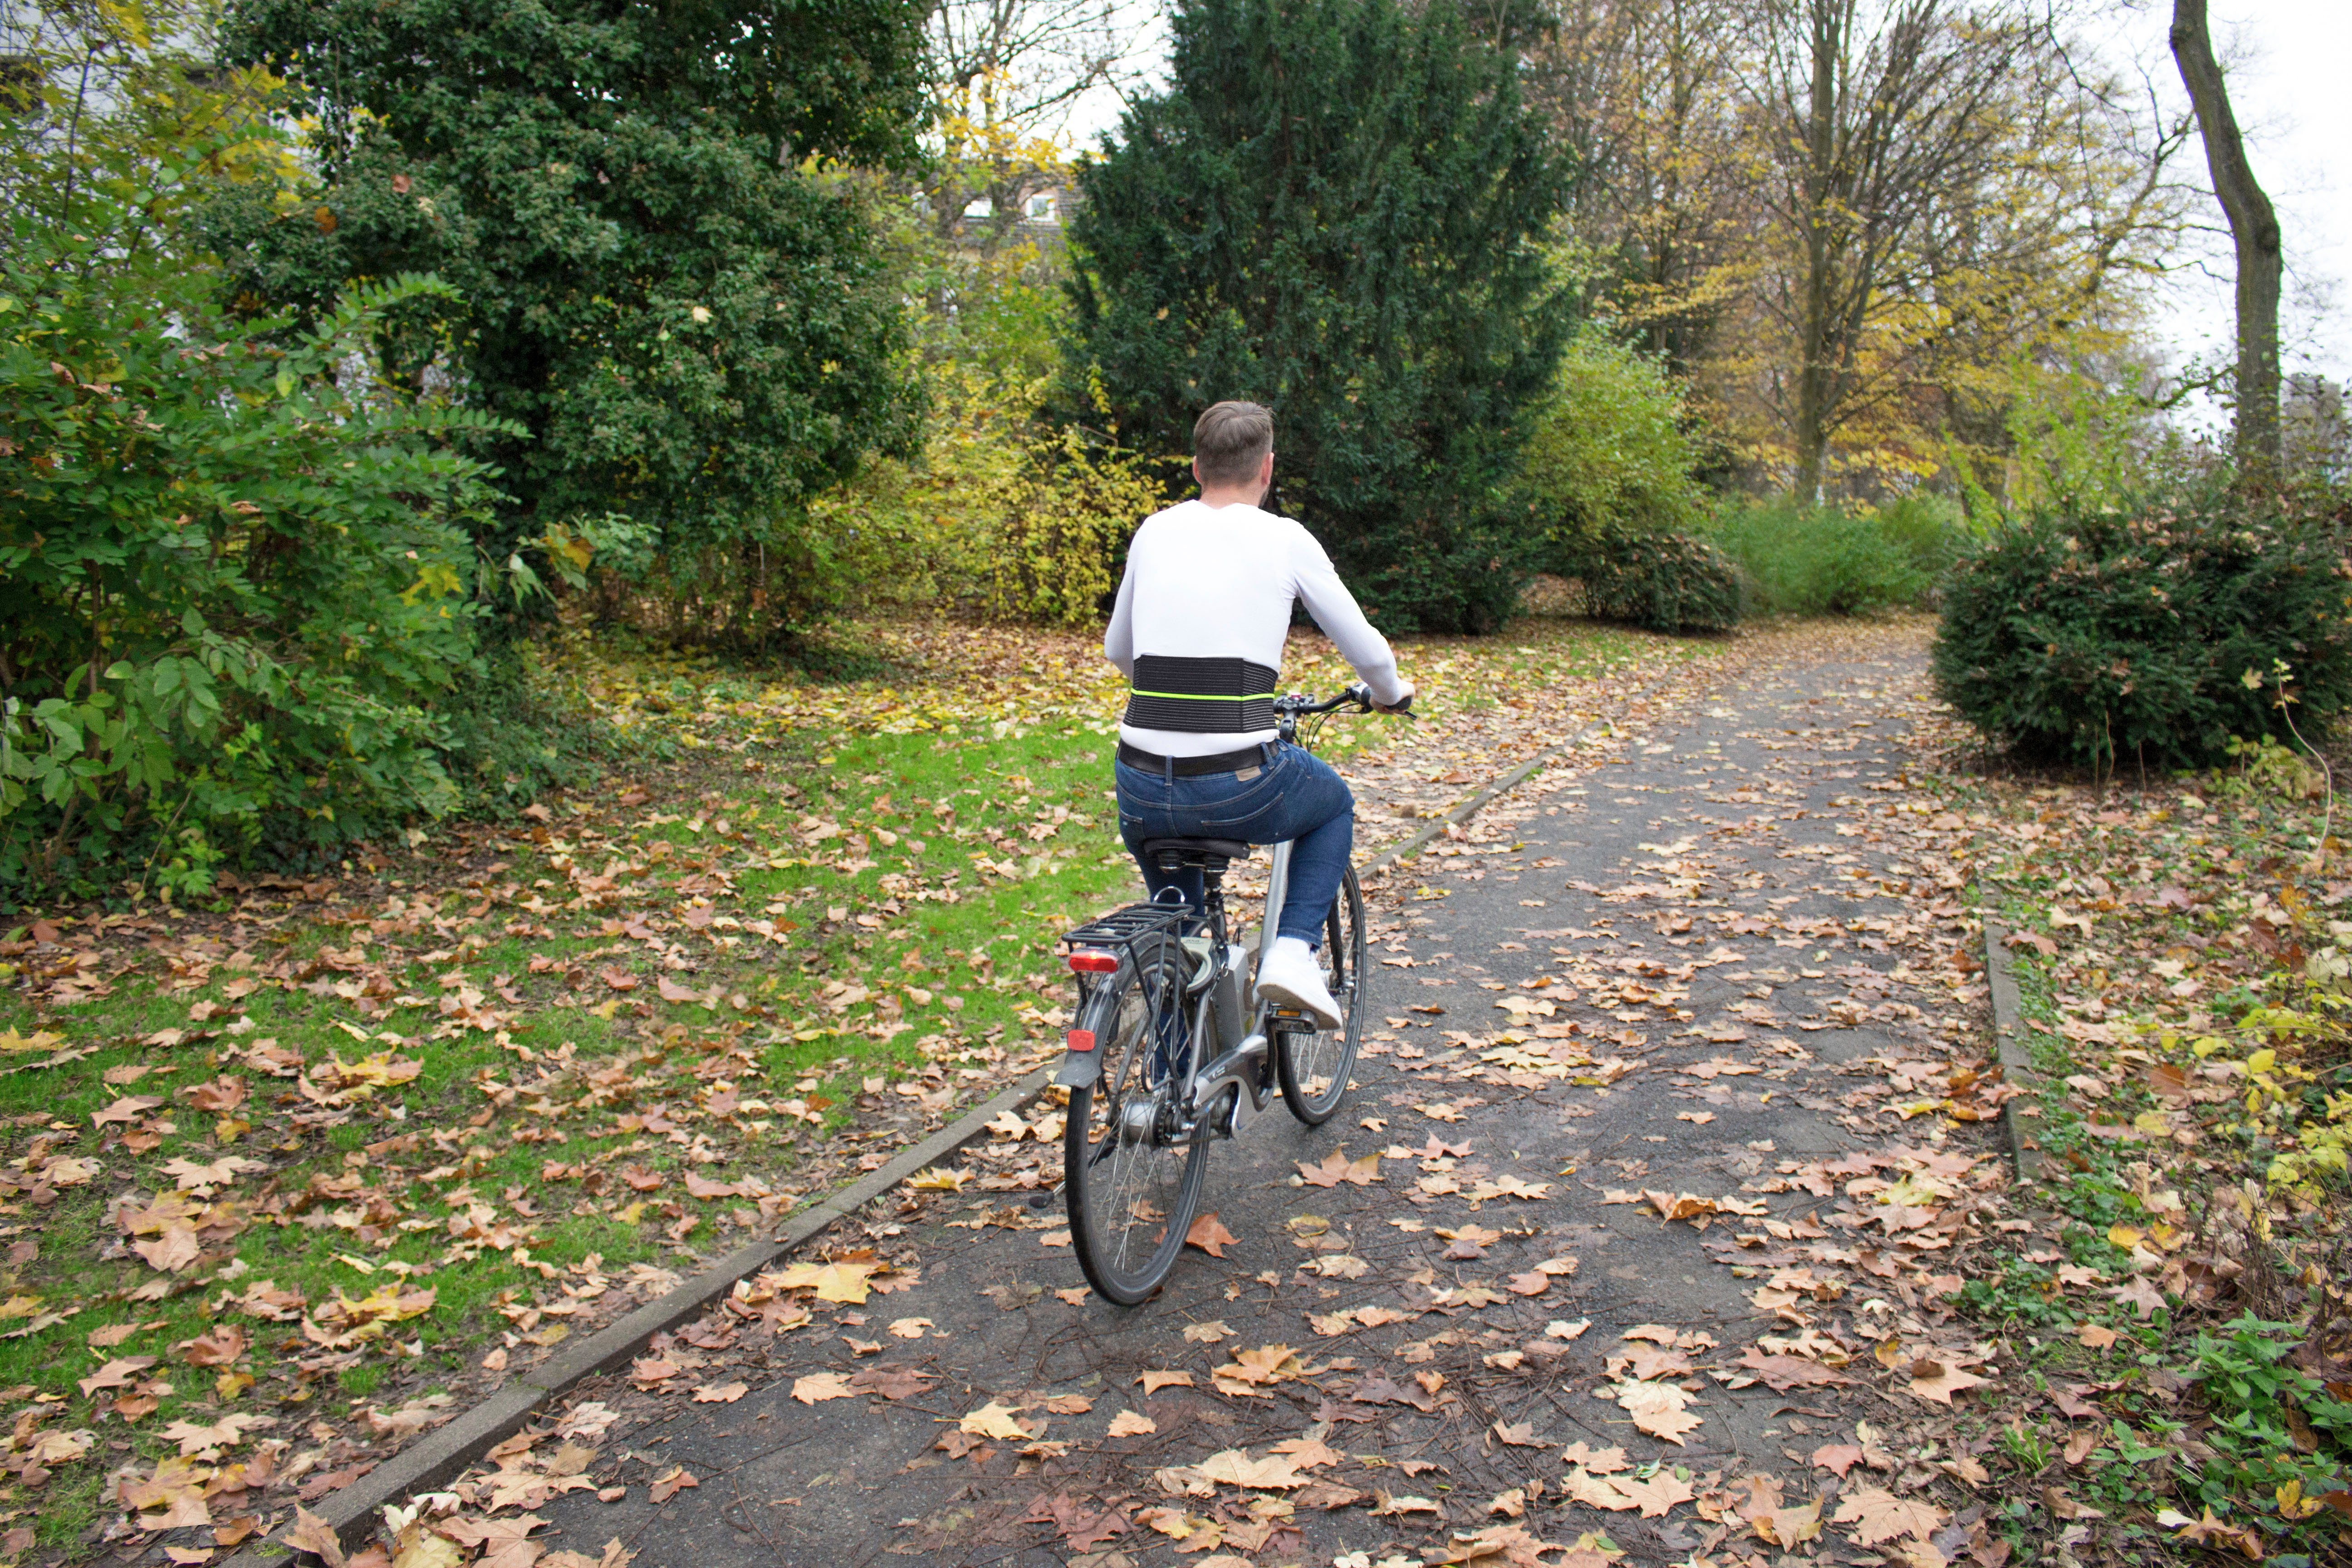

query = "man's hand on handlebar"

[{"left": 1375, "top": 679, "right": 1416, "bottom": 715}]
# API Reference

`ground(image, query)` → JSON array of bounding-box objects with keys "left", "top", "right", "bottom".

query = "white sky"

[
  {"left": 1059, "top": 2, "right": 2352, "bottom": 398},
  {"left": 2106, "top": 0, "right": 2352, "bottom": 399}
]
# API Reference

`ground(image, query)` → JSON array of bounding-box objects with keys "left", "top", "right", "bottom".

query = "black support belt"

[{"left": 1122, "top": 654, "right": 1279, "bottom": 734}]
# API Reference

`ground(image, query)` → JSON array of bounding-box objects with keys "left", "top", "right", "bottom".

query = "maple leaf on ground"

[
  {"left": 442, "top": 1515, "right": 552, "bottom": 1568},
  {"left": 2110, "top": 1276, "right": 2167, "bottom": 1318},
  {"left": 1506, "top": 1272, "right": 1550, "bottom": 1296},
  {"left": 1608, "top": 1380, "right": 1702, "bottom": 1445},
  {"left": 1297, "top": 1147, "right": 1382, "bottom": 1187},
  {"left": 1754, "top": 1498, "right": 1823, "bottom": 1548},
  {"left": 159, "top": 1413, "right": 272, "bottom": 1458},
  {"left": 1641, "top": 1190, "right": 1719, "bottom": 1224},
  {"left": 958, "top": 1403, "right": 1034, "bottom": 1441},
  {"left": 691, "top": 1383, "right": 747, "bottom": 1404},
  {"left": 283, "top": 1506, "right": 346, "bottom": 1568},
  {"left": 1903, "top": 1357, "right": 1988, "bottom": 1406},
  {"left": 1612, "top": 1469, "right": 1697, "bottom": 1518},
  {"left": 1431, "top": 1524, "right": 1569, "bottom": 1565},
  {"left": 1810, "top": 1443, "right": 1866, "bottom": 1477},
  {"left": 2159, "top": 1507, "right": 2267, "bottom": 1555},
  {"left": 1184, "top": 1213, "right": 1238, "bottom": 1257},
  {"left": 179, "top": 1324, "right": 246, "bottom": 1367},
  {"left": 1196, "top": 1449, "right": 1306, "bottom": 1490},
  {"left": 1561, "top": 1470, "right": 1637, "bottom": 1511},
  {"left": 848, "top": 1366, "right": 934, "bottom": 1401},
  {"left": 1270, "top": 1431, "right": 1345, "bottom": 1468},
  {"left": 1738, "top": 1347, "right": 1853, "bottom": 1391},
  {"left": 1833, "top": 1486, "right": 1946, "bottom": 1546},
  {"left": 1558, "top": 1443, "right": 1628, "bottom": 1473},
  {"left": 77, "top": 1356, "right": 157, "bottom": 1398},
  {"left": 1493, "top": 1421, "right": 1546, "bottom": 1447},
  {"left": 774, "top": 1260, "right": 879, "bottom": 1305},
  {"left": 790, "top": 1373, "right": 856, "bottom": 1405},
  {"left": 647, "top": 1468, "right": 697, "bottom": 1504},
  {"left": 1138, "top": 1369, "right": 1193, "bottom": 1394},
  {"left": 1105, "top": 1410, "right": 1157, "bottom": 1438},
  {"left": 1182, "top": 1319, "right": 1233, "bottom": 1343},
  {"left": 1370, "top": 1492, "right": 1441, "bottom": 1517}
]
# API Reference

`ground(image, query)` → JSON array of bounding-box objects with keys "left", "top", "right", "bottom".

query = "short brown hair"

[{"left": 1193, "top": 401, "right": 1274, "bottom": 486}]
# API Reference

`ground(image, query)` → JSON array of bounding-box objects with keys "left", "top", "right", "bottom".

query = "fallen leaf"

[
  {"left": 1833, "top": 1486, "right": 1946, "bottom": 1546},
  {"left": 1904, "top": 1358, "right": 1988, "bottom": 1406},
  {"left": 1185, "top": 1213, "right": 1238, "bottom": 1257},
  {"left": 1613, "top": 1468, "right": 1697, "bottom": 1518},
  {"left": 1609, "top": 1380, "right": 1702, "bottom": 1445},
  {"left": 790, "top": 1373, "right": 856, "bottom": 1405},
  {"left": 647, "top": 1468, "right": 696, "bottom": 1504},
  {"left": 692, "top": 1383, "right": 747, "bottom": 1404},
  {"left": 284, "top": 1505, "right": 346, "bottom": 1568},
  {"left": 958, "top": 1402, "right": 1034, "bottom": 1441},
  {"left": 1810, "top": 1443, "right": 1865, "bottom": 1477},
  {"left": 1106, "top": 1410, "right": 1157, "bottom": 1438},
  {"left": 1196, "top": 1449, "right": 1306, "bottom": 1490}
]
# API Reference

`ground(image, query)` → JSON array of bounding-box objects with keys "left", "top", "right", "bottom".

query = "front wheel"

[
  {"left": 1276, "top": 864, "right": 1366, "bottom": 1124},
  {"left": 1064, "top": 952, "right": 1210, "bottom": 1305}
]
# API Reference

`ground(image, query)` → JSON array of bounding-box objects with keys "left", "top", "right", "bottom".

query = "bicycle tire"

[
  {"left": 1063, "top": 946, "right": 1210, "bottom": 1305},
  {"left": 1276, "top": 863, "right": 1367, "bottom": 1124}
]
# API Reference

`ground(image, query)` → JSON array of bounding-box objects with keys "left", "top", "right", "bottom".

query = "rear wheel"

[
  {"left": 1063, "top": 951, "right": 1209, "bottom": 1305},
  {"left": 1276, "top": 864, "right": 1366, "bottom": 1124}
]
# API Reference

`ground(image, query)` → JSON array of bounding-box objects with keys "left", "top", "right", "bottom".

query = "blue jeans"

[{"left": 1114, "top": 741, "right": 1354, "bottom": 945}]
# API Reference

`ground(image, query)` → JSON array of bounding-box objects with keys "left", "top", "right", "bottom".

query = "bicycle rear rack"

[
  {"left": 1059, "top": 900, "right": 1200, "bottom": 1080},
  {"left": 1059, "top": 899, "right": 1195, "bottom": 955}
]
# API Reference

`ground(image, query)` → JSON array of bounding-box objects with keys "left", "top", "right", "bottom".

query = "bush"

[
  {"left": 1932, "top": 493, "right": 2352, "bottom": 770},
  {"left": 1713, "top": 501, "right": 1931, "bottom": 616},
  {"left": 1557, "top": 523, "right": 1742, "bottom": 634},
  {"left": 1517, "top": 322, "right": 1715, "bottom": 542},
  {"left": 0, "top": 240, "right": 516, "bottom": 897}
]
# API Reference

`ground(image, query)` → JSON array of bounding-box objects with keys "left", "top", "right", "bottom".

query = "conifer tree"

[
  {"left": 211, "top": 0, "right": 929, "bottom": 563},
  {"left": 1064, "top": 0, "right": 1570, "bottom": 632}
]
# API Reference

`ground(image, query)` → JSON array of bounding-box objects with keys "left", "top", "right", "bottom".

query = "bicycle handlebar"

[{"left": 1274, "top": 683, "right": 1414, "bottom": 717}]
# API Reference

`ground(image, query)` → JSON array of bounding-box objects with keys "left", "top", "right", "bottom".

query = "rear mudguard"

[{"left": 1054, "top": 1026, "right": 1100, "bottom": 1088}]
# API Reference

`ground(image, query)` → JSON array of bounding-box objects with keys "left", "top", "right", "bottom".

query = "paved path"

[{"left": 509, "top": 630, "right": 1999, "bottom": 1567}]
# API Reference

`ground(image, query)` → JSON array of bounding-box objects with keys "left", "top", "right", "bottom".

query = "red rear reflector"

[
  {"left": 1066, "top": 1028, "right": 1097, "bottom": 1052},
  {"left": 1068, "top": 950, "right": 1118, "bottom": 974}
]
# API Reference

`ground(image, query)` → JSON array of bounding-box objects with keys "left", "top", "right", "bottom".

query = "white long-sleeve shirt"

[{"left": 1103, "top": 500, "right": 1406, "bottom": 757}]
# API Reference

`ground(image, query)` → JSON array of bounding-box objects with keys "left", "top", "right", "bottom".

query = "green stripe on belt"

[{"left": 1129, "top": 689, "right": 1277, "bottom": 701}]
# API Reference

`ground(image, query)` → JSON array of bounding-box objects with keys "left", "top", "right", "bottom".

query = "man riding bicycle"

[{"left": 1102, "top": 401, "right": 1415, "bottom": 1032}]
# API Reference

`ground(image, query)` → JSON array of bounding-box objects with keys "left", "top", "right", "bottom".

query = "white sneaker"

[{"left": 1255, "top": 937, "right": 1343, "bottom": 1031}]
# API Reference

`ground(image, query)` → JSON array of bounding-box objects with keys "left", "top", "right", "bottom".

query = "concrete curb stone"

[{"left": 1981, "top": 916, "right": 2045, "bottom": 1183}]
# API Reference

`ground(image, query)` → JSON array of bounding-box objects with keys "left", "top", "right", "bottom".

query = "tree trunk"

[
  {"left": 2171, "top": 0, "right": 2282, "bottom": 480},
  {"left": 1791, "top": 0, "right": 1846, "bottom": 504}
]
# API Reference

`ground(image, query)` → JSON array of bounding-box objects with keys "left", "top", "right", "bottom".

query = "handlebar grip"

[{"left": 1390, "top": 692, "right": 1414, "bottom": 715}]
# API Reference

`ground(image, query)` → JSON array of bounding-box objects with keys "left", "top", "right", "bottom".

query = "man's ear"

[
  {"left": 1259, "top": 450, "right": 1274, "bottom": 491},
  {"left": 1193, "top": 456, "right": 1205, "bottom": 488}
]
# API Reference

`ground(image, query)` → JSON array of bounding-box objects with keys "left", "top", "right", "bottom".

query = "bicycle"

[{"left": 1053, "top": 682, "right": 1405, "bottom": 1304}]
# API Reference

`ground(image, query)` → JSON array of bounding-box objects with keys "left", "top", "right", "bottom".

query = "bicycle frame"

[{"left": 1054, "top": 681, "right": 1383, "bottom": 1147}]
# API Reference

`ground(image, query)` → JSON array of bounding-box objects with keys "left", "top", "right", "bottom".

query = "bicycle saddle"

[{"left": 1140, "top": 837, "right": 1254, "bottom": 869}]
